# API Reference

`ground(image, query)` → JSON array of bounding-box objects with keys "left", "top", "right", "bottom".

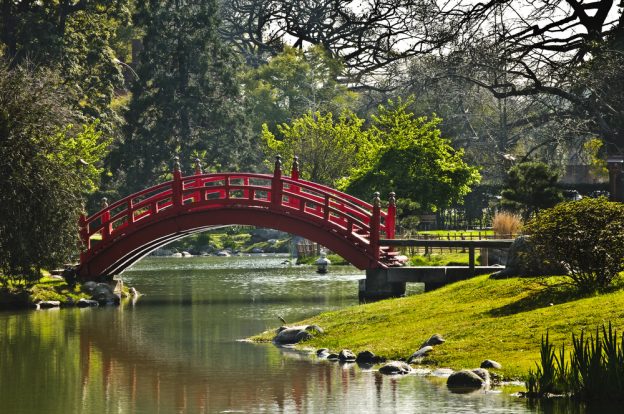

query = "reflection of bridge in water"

[{"left": 78, "top": 308, "right": 408, "bottom": 413}]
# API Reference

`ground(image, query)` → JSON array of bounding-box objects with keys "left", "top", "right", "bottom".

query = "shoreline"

[{"left": 249, "top": 274, "right": 624, "bottom": 380}]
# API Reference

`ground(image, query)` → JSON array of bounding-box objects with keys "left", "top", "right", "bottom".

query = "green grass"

[
  {"left": 251, "top": 275, "right": 624, "bottom": 379},
  {"left": 412, "top": 229, "right": 495, "bottom": 236},
  {"left": 296, "top": 254, "right": 350, "bottom": 265},
  {"left": 408, "top": 252, "right": 471, "bottom": 266}
]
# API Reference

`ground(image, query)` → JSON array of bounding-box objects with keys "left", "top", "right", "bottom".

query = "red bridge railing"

[{"left": 79, "top": 156, "right": 397, "bottom": 266}]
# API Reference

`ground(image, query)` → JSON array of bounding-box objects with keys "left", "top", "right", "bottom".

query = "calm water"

[{"left": 0, "top": 256, "right": 607, "bottom": 413}]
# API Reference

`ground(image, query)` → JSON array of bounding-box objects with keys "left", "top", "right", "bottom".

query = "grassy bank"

[
  {"left": 0, "top": 275, "right": 90, "bottom": 309},
  {"left": 251, "top": 275, "right": 624, "bottom": 379}
]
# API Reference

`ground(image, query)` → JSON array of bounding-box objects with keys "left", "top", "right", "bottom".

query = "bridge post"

[
  {"left": 79, "top": 213, "right": 89, "bottom": 263},
  {"left": 359, "top": 269, "right": 406, "bottom": 302},
  {"left": 172, "top": 156, "right": 182, "bottom": 209},
  {"left": 101, "top": 198, "right": 110, "bottom": 240},
  {"left": 290, "top": 156, "right": 300, "bottom": 209},
  {"left": 387, "top": 192, "right": 396, "bottom": 240},
  {"left": 370, "top": 192, "right": 381, "bottom": 261},
  {"left": 271, "top": 155, "right": 283, "bottom": 207}
]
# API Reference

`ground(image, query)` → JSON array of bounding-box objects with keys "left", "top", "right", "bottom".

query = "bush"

[
  {"left": 525, "top": 198, "right": 624, "bottom": 291},
  {"left": 492, "top": 211, "right": 522, "bottom": 237}
]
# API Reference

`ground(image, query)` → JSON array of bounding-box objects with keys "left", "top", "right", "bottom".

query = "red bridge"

[{"left": 78, "top": 156, "right": 399, "bottom": 280}]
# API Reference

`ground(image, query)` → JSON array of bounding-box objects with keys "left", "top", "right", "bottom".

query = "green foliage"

[
  {"left": 0, "top": 0, "right": 131, "bottom": 129},
  {"left": 111, "top": 0, "right": 255, "bottom": 193},
  {"left": 261, "top": 110, "right": 374, "bottom": 186},
  {"left": 500, "top": 162, "right": 563, "bottom": 219},
  {"left": 0, "top": 64, "right": 109, "bottom": 286},
  {"left": 345, "top": 98, "right": 480, "bottom": 212},
  {"left": 527, "top": 324, "right": 624, "bottom": 401},
  {"left": 525, "top": 198, "right": 624, "bottom": 292},
  {"left": 242, "top": 45, "right": 358, "bottom": 135}
]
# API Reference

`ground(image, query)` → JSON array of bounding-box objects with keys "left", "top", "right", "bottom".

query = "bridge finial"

[
  {"left": 373, "top": 192, "right": 381, "bottom": 207},
  {"left": 194, "top": 158, "right": 203, "bottom": 175},
  {"left": 274, "top": 155, "right": 282, "bottom": 175},
  {"left": 388, "top": 192, "right": 396, "bottom": 206},
  {"left": 291, "top": 155, "right": 300, "bottom": 180},
  {"left": 173, "top": 155, "right": 181, "bottom": 173},
  {"left": 101, "top": 197, "right": 109, "bottom": 208}
]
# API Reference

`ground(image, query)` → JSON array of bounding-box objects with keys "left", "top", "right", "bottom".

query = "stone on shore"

[
  {"left": 273, "top": 325, "right": 323, "bottom": 344},
  {"left": 407, "top": 346, "right": 433, "bottom": 362},
  {"left": 355, "top": 350, "right": 384, "bottom": 364},
  {"left": 91, "top": 283, "right": 120, "bottom": 305},
  {"left": 379, "top": 361, "right": 412, "bottom": 375},
  {"left": 38, "top": 300, "right": 61, "bottom": 309},
  {"left": 316, "top": 348, "right": 330, "bottom": 357},
  {"left": 480, "top": 359, "right": 502, "bottom": 369},
  {"left": 422, "top": 333, "right": 445, "bottom": 347},
  {"left": 447, "top": 369, "right": 487, "bottom": 389},
  {"left": 338, "top": 349, "right": 356, "bottom": 362},
  {"left": 76, "top": 298, "right": 99, "bottom": 308}
]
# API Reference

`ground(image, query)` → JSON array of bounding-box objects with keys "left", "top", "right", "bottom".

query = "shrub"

[
  {"left": 524, "top": 197, "right": 624, "bottom": 292},
  {"left": 492, "top": 211, "right": 522, "bottom": 237}
]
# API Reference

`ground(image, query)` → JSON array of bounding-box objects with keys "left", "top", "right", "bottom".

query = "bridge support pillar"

[{"left": 359, "top": 269, "right": 406, "bottom": 302}]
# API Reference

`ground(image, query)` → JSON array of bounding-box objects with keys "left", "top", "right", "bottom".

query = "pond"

[{"left": 0, "top": 256, "right": 608, "bottom": 413}]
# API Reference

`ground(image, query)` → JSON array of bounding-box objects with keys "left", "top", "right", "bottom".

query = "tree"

[
  {"left": 345, "top": 98, "right": 481, "bottom": 212},
  {"left": 0, "top": 0, "right": 131, "bottom": 129},
  {"left": 261, "top": 111, "right": 373, "bottom": 186},
  {"left": 500, "top": 162, "right": 563, "bottom": 220},
  {"left": 0, "top": 64, "right": 109, "bottom": 286},
  {"left": 242, "top": 45, "right": 358, "bottom": 136},
  {"left": 110, "top": 0, "right": 255, "bottom": 194}
]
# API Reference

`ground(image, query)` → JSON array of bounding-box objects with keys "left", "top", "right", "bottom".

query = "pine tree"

[{"left": 113, "top": 0, "right": 255, "bottom": 193}]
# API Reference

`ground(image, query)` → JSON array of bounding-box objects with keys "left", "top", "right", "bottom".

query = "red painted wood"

[{"left": 78, "top": 171, "right": 396, "bottom": 279}]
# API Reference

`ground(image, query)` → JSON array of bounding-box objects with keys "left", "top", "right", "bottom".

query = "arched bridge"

[{"left": 78, "top": 156, "right": 399, "bottom": 280}]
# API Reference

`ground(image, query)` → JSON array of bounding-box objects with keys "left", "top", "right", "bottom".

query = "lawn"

[{"left": 251, "top": 274, "right": 624, "bottom": 379}]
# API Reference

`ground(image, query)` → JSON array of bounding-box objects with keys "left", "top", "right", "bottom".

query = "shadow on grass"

[{"left": 488, "top": 281, "right": 592, "bottom": 317}]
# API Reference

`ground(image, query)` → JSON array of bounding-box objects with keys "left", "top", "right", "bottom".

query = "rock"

[
  {"left": 172, "top": 252, "right": 183, "bottom": 257},
  {"left": 91, "top": 283, "right": 120, "bottom": 305},
  {"left": 447, "top": 370, "right": 486, "bottom": 389},
  {"left": 379, "top": 361, "right": 412, "bottom": 375},
  {"left": 76, "top": 298, "right": 99, "bottom": 308},
  {"left": 408, "top": 346, "right": 433, "bottom": 363},
  {"left": 327, "top": 353, "right": 340, "bottom": 360},
  {"left": 316, "top": 348, "right": 330, "bottom": 357},
  {"left": 355, "top": 350, "right": 384, "bottom": 364},
  {"left": 471, "top": 368, "right": 490, "bottom": 385},
  {"left": 81, "top": 281, "right": 97, "bottom": 294},
  {"left": 38, "top": 301, "right": 61, "bottom": 309},
  {"left": 490, "top": 236, "right": 567, "bottom": 279},
  {"left": 480, "top": 359, "right": 502, "bottom": 369},
  {"left": 129, "top": 287, "right": 140, "bottom": 297},
  {"left": 273, "top": 325, "right": 323, "bottom": 344},
  {"left": 338, "top": 349, "right": 356, "bottom": 362},
  {"left": 181, "top": 251, "right": 192, "bottom": 257},
  {"left": 422, "top": 333, "right": 445, "bottom": 347}
]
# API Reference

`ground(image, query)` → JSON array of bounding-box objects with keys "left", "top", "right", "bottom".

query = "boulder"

[
  {"left": 480, "top": 359, "right": 502, "bottom": 369},
  {"left": 327, "top": 353, "right": 340, "bottom": 361},
  {"left": 338, "top": 349, "right": 356, "bottom": 362},
  {"left": 379, "top": 361, "right": 412, "bottom": 375},
  {"left": 316, "top": 348, "right": 330, "bottom": 357},
  {"left": 471, "top": 368, "right": 491, "bottom": 385},
  {"left": 356, "top": 350, "right": 384, "bottom": 364},
  {"left": 273, "top": 325, "right": 323, "bottom": 344},
  {"left": 490, "top": 236, "right": 567, "bottom": 279},
  {"left": 81, "top": 281, "right": 98, "bottom": 294},
  {"left": 76, "top": 298, "right": 99, "bottom": 308},
  {"left": 38, "top": 301, "right": 60, "bottom": 309},
  {"left": 91, "top": 283, "right": 120, "bottom": 305},
  {"left": 422, "top": 333, "right": 445, "bottom": 347},
  {"left": 408, "top": 346, "right": 433, "bottom": 363},
  {"left": 447, "top": 370, "right": 486, "bottom": 389}
]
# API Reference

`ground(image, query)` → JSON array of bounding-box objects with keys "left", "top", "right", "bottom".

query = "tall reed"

[
  {"left": 492, "top": 211, "right": 522, "bottom": 237},
  {"left": 526, "top": 323, "right": 624, "bottom": 401}
]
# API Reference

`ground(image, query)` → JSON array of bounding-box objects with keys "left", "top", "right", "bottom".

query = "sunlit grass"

[{"left": 251, "top": 275, "right": 624, "bottom": 379}]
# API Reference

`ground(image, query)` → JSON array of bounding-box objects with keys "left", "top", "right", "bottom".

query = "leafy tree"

[
  {"left": 261, "top": 111, "right": 373, "bottom": 186},
  {"left": 0, "top": 0, "right": 131, "bottom": 129},
  {"left": 0, "top": 64, "right": 109, "bottom": 286},
  {"left": 345, "top": 98, "right": 481, "bottom": 212},
  {"left": 526, "top": 198, "right": 624, "bottom": 291},
  {"left": 242, "top": 45, "right": 357, "bottom": 135},
  {"left": 110, "top": 0, "right": 255, "bottom": 194},
  {"left": 500, "top": 162, "right": 563, "bottom": 220}
]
